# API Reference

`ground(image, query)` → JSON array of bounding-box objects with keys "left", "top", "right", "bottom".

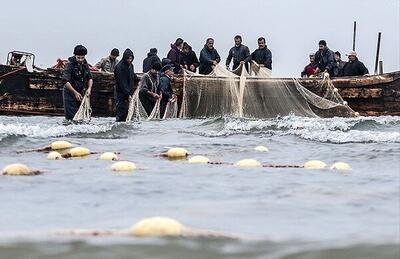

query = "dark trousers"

[
  {"left": 115, "top": 96, "right": 129, "bottom": 122},
  {"left": 63, "top": 88, "right": 80, "bottom": 120}
]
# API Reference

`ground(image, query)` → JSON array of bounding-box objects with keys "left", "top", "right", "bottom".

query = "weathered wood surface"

[{"left": 1, "top": 64, "right": 399, "bottom": 117}]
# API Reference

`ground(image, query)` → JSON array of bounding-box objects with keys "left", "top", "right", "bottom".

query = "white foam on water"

[{"left": 0, "top": 122, "right": 114, "bottom": 138}]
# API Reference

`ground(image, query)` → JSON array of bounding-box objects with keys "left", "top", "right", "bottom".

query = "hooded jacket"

[
  {"left": 62, "top": 56, "right": 92, "bottom": 100},
  {"left": 199, "top": 46, "right": 221, "bottom": 75},
  {"left": 114, "top": 49, "right": 138, "bottom": 98},
  {"left": 142, "top": 51, "right": 161, "bottom": 73},
  {"left": 341, "top": 58, "right": 369, "bottom": 76},
  {"left": 182, "top": 47, "right": 200, "bottom": 72}
]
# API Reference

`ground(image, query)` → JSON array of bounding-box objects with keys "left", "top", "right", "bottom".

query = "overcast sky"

[{"left": 1, "top": 0, "right": 399, "bottom": 76}]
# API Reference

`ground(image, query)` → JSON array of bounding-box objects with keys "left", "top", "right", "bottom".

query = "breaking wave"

[{"left": 184, "top": 116, "right": 400, "bottom": 143}]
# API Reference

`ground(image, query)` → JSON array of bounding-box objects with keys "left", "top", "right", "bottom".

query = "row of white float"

[{"left": 2, "top": 140, "right": 351, "bottom": 176}]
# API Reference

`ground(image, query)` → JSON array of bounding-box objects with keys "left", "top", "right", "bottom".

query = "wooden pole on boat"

[
  {"left": 352, "top": 21, "right": 357, "bottom": 51},
  {"left": 379, "top": 61, "right": 384, "bottom": 74},
  {"left": 374, "top": 32, "right": 382, "bottom": 75}
]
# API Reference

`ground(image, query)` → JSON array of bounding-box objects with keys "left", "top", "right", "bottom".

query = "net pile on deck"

[{"left": 180, "top": 62, "right": 354, "bottom": 118}]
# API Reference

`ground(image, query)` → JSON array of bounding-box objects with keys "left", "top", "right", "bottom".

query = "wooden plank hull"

[{"left": 1, "top": 64, "right": 399, "bottom": 117}]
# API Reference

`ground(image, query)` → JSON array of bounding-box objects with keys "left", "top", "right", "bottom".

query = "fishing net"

[
  {"left": 126, "top": 89, "right": 148, "bottom": 122},
  {"left": 163, "top": 100, "right": 179, "bottom": 119},
  {"left": 180, "top": 63, "right": 354, "bottom": 118},
  {"left": 73, "top": 95, "right": 92, "bottom": 122}
]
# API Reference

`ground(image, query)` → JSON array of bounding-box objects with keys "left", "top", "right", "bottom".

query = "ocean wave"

[{"left": 185, "top": 116, "right": 400, "bottom": 143}]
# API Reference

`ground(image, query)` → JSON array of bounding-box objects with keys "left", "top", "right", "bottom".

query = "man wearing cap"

[
  {"left": 301, "top": 53, "right": 317, "bottom": 78},
  {"left": 142, "top": 48, "right": 161, "bottom": 73},
  {"left": 226, "top": 35, "right": 250, "bottom": 71},
  {"left": 199, "top": 38, "right": 221, "bottom": 75},
  {"left": 341, "top": 51, "right": 369, "bottom": 77},
  {"left": 62, "top": 45, "right": 93, "bottom": 121},
  {"left": 333, "top": 51, "right": 346, "bottom": 77},
  {"left": 114, "top": 48, "right": 139, "bottom": 122},
  {"left": 139, "top": 62, "right": 162, "bottom": 116},
  {"left": 158, "top": 64, "right": 177, "bottom": 117},
  {"left": 314, "top": 40, "right": 336, "bottom": 76},
  {"left": 95, "top": 48, "right": 120, "bottom": 73}
]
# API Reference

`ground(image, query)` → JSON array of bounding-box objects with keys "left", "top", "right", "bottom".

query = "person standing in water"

[
  {"left": 62, "top": 45, "right": 93, "bottom": 121},
  {"left": 114, "top": 48, "right": 139, "bottom": 122}
]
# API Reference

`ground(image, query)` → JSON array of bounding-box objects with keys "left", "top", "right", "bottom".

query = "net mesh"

[
  {"left": 180, "top": 63, "right": 354, "bottom": 118},
  {"left": 73, "top": 95, "right": 92, "bottom": 122}
]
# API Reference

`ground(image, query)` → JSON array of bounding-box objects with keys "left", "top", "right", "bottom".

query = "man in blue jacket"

[
  {"left": 199, "top": 38, "right": 221, "bottom": 75},
  {"left": 158, "top": 64, "right": 176, "bottom": 117},
  {"left": 247, "top": 37, "right": 272, "bottom": 69},
  {"left": 226, "top": 35, "right": 250, "bottom": 70},
  {"left": 314, "top": 40, "right": 336, "bottom": 76}
]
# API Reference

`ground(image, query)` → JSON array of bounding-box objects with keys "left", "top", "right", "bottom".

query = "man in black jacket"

[
  {"left": 62, "top": 45, "right": 93, "bottom": 121},
  {"left": 139, "top": 62, "right": 162, "bottom": 116},
  {"left": 114, "top": 48, "right": 139, "bottom": 122},
  {"left": 142, "top": 48, "right": 161, "bottom": 73},
  {"left": 247, "top": 37, "right": 272, "bottom": 69},
  {"left": 314, "top": 40, "right": 336, "bottom": 76},
  {"left": 182, "top": 42, "right": 199, "bottom": 72},
  {"left": 333, "top": 51, "right": 346, "bottom": 77},
  {"left": 199, "top": 38, "right": 221, "bottom": 75},
  {"left": 158, "top": 64, "right": 176, "bottom": 117},
  {"left": 226, "top": 35, "right": 250, "bottom": 70},
  {"left": 167, "top": 38, "right": 184, "bottom": 74},
  {"left": 341, "top": 51, "right": 369, "bottom": 77}
]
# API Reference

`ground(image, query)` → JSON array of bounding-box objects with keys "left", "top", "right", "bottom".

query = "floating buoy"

[
  {"left": 47, "top": 151, "right": 62, "bottom": 160},
  {"left": 51, "top": 140, "right": 72, "bottom": 150},
  {"left": 235, "top": 159, "right": 262, "bottom": 168},
  {"left": 2, "top": 163, "right": 30, "bottom": 176},
  {"left": 343, "top": 101, "right": 348, "bottom": 105},
  {"left": 333, "top": 88, "right": 339, "bottom": 92},
  {"left": 330, "top": 162, "right": 352, "bottom": 171},
  {"left": 167, "top": 148, "right": 188, "bottom": 158},
  {"left": 100, "top": 152, "right": 118, "bottom": 161},
  {"left": 304, "top": 160, "right": 327, "bottom": 169},
  {"left": 188, "top": 155, "right": 209, "bottom": 164},
  {"left": 130, "top": 217, "right": 184, "bottom": 237},
  {"left": 111, "top": 161, "right": 137, "bottom": 172},
  {"left": 254, "top": 145, "right": 269, "bottom": 152},
  {"left": 354, "top": 112, "right": 360, "bottom": 117},
  {"left": 69, "top": 147, "right": 90, "bottom": 157}
]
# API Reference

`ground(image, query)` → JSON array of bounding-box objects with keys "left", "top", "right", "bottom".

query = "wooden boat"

[{"left": 1, "top": 55, "right": 399, "bottom": 117}]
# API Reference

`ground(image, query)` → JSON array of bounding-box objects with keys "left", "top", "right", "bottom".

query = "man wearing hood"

[
  {"left": 167, "top": 38, "right": 184, "bottom": 74},
  {"left": 247, "top": 37, "right": 272, "bottom": 69},
  {"left": 114, "top": 48, "right": 139, "bottom": 122},
  {"left": 199, "top": 38, "right": 221, "bottom": 75},
  {"left": 142, "top": 48, "right": 161, "bottom": 73},
  {"left": 314, "top": 40, "right": 336, "bottom": 76},
  {"left": 226, "top": 35, "right": 250, "bottom": 70},
  {"left": 158, "top": 64, "right": 177, "bottom": 117},
  {"left": 341, "top": 51, "right": 369, "bottom": 77},
  {"left": 182, "top": 42, "right": 199, "bottom": 73},
  {"left": 62, "top": 45, "right": 93, "bottom": 121},
  {"left": 139, "top": 62, "right": 162, "bottom": 116},
  {"left": 95, "top": 48, "right": 119, "bottom": 73}
]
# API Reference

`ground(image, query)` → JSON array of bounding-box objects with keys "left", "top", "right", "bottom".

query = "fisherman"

[
  {"left": 62, "top": 45, "right": 93, "bottom": 121},
  {"left": 167, "top": 38, "right": 184, "bottom": 74},
  {"left": 199, "top": 38, "right": 221, "bottom": 75},
  {"left": 301, "top": 53, "right": 317, "bottom": 77},
  {"left": 333, "top": 51, "right": 346, "bottom": 77},
  {"left": 139, "top": 62, "right": 162, "bottom": 116},
  {"left": 158, "top": 64, "right": 177, "bottom": 117},
  {"left": 314, "top": 40, "right": 336, "bottom": 76},
  {"left": 182, "top": 42, "right": 199, "bottom": 73},
  {"left": 10, "top": 53, "right": 23, "bottom": 66},
  {"left": 114, "top": 48, "right": 139, "bottom": 122},
  {"left": 226, "top": 35, "right": 250, "bottom": 70},
  {"left": 341, "top": 51, "right": 369, "bottom": 76},
  {"left": 95, "top": 48, "right": 119, "bottom": 73},
  {"left": 142, "top": 48, "right": 161, "bottom": 73},
  {"left": 247, "top": 37, "right": 272, "bottom": 69}
]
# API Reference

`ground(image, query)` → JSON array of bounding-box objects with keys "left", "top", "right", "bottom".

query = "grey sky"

[{"left": 1, "top": 0, "right": 399, "bottom": 76}]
